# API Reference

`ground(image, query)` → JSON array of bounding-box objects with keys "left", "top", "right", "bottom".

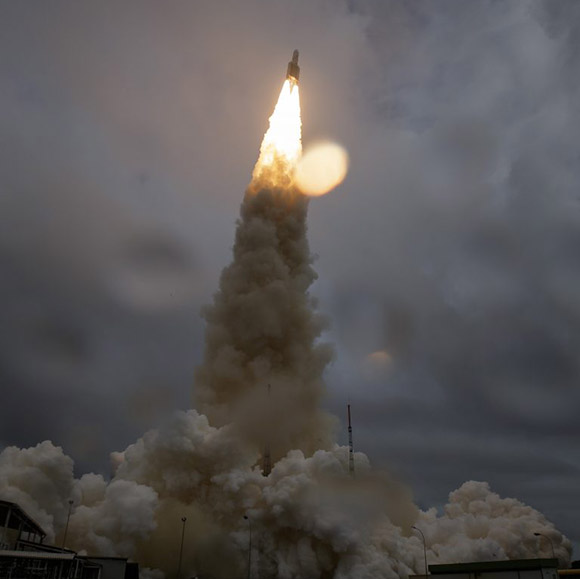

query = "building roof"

[
  {"left": 0, "top": 499, "right": 47, "bottom": 538},
  {"left": 0, "top": 550, "right": 76, "bottom": 561},
  {"left": 430, "top": 559, "right": 559, "bottom": 574},
  {"left": 16, "top": 540, "right": 76, "bottom": 555},
  {"left": 79, "top": 556, "right": 129, "bottom": 561}
]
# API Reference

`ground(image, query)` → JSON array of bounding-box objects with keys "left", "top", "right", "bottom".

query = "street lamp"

[
  {"left": 177, "top": 517, "right": 187, "bottom": 578},
  {"left": 534, "top": 532, "right": 556, "bottom": 561},
  {"left": 244, "top": 515, "right": 252, "bottom": 579},
  {"left": 61, "top": 500, "right": 74, "bottom": 549},
  {"left": 412, "top": 526, "right": 428, "bottom": 577}
]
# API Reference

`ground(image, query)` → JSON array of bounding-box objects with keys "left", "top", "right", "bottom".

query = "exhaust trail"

[{"left": 194, "top": 71, "right": 336, "bottom": 461}]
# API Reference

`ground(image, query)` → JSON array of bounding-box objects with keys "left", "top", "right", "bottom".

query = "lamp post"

[
  {"left": 534, "top": 532, "right": 556, "bottom": 561},
  {"left": 412, "top": 526, "right": 428, "bottom": 577},
  {"left": 244, "top": 515, "right": 252, "bottom": 579},
  {"left": 61, "top": 500, "right": 74, "bottom": 549},
  {"left": 177, "top": 517, "right": 187, "bottom": 578}
]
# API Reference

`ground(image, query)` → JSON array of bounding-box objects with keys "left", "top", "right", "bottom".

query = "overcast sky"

[{"left": 1, "top": 0, "right": 579, "bottom": 557}]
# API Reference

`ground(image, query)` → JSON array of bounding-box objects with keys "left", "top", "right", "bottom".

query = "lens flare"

[
  {"left": 252, "top": 80, "right": 302, "bottom": 181},
  {"left": 363, "top": 350, "right": 393, "bottom": 379},
  {"left": 295, "top": 141, "right": 349, "bottom": 196}
]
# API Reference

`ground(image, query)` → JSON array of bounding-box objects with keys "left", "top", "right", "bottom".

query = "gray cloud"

[{"left": 1, "top": 0, "right": 579, "bottom": 557}]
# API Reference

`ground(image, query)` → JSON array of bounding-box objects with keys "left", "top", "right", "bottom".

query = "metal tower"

[
  {"left": 347, "top": 403, "right": 355, "bottom": 477},
  {"left": 262, "top": 384, "right": 272, "bottom": 476}
]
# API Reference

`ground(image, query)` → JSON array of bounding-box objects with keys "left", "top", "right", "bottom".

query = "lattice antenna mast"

[
  {"left": 262, "top": 384, "right": 272, "bottom": 476},
  {"left": 348, "top": 403, "right": 355, "bottom": 477}
]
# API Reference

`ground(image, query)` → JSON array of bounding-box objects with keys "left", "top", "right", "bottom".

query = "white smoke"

[
  {"left": 0, "top": 440, "right": 158, "bottom": 558},
  {"left": 417, "top": 481, "right": 571, "bottom": 565},
  {"left": 0, "top": 426, "right": 571, "bottom": 578},
  {"left": 0, "top": 441, "right": 75, "bottom": 542},
  {"left": 193, "top": 169, "right": 336, "bottom": 461}
]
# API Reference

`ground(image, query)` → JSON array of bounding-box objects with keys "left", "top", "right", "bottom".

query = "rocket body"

[{"left": 286, "top": 49, "right": 300, "bottom": 89}]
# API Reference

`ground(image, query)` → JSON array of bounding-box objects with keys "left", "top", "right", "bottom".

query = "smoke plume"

[
  {"left": 193, "top": 172, "right": 336, "bottom": 459},
  {"left": 194, "top": 79, "right": 335, "bottom": 460},
  {"left": 0, "top": 434, "right": 572, "bottom": 578}
]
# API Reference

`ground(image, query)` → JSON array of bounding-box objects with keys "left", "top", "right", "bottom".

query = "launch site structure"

[
  {"left": 348, "top": 404, "right": 354, "bottom": 476},
  {"left": 262, "top": 384, "right": 272, "bottom": 476}
]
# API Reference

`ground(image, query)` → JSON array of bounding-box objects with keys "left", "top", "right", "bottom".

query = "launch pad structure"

[
  {"left": 348, "top": 404, "right": 354, "bottom": 477},
  {"left": 262, "top": 384, "right": 272, "bottom": 477}
]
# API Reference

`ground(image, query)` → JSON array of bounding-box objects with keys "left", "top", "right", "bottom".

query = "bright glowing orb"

[
  {"left": 295, "top": 141, "right": 349, "bottom": 197},
  {"left": 363, "top": 350, "right": 392, "bottom": 379}
]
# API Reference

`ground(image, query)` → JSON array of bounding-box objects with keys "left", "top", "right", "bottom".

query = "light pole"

[
  {"left": 244, "top": 515, "right": 252, "bottom": 579},
  {"left": 534, "top": 532, "right": 556, "bottom": 561},
  {"left": 177, "top": 517, "right": 187, "bottom": 578},
  {"left": 412, "top": 526, "right": 428, "bottom": 577},
  {"left": 61, "top": 500, "right": 74, "bottom": 549}
]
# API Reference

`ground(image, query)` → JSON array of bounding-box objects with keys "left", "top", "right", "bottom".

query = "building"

[
  {"left": 410, "top": 559, "right": 560, "bottom": 579},
  {"left": 0, "top": 499, "right": 46, "bottom": 550},
  {"left": 80, "top": 557, "right": 139, "bottom": 579},
  {"left": 0, "top": 499, "right": 139, "bottom": 579}
]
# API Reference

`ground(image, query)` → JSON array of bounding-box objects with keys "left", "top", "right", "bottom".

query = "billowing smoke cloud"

[
  {"left": 418, "top": 481, "right": 571, "bottom": 564},
  {"left": 0, "top": 432, "right": 571, "bottom": 578},
  {"left": 194, "top": 173, "right": 336, "bottom": 460}
]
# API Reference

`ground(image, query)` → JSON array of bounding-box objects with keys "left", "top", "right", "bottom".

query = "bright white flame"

[
  {"left": 253, "top": 80, "right": 302, "bottom": 180},
  {"left": 295, "top": 141, "right": 349, "bottom": 196}
]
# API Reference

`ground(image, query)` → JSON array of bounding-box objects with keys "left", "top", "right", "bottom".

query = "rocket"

[{"left": 286, "top": 49, "right": 300, "bottom": 90}]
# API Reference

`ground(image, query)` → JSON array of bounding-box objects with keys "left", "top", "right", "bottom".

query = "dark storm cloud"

[
  {"left": 1, "top": 0, "right": 579, "bottom": 555},
  {"left": 312, "top": 0, "right": 580, "bottom": 551}
]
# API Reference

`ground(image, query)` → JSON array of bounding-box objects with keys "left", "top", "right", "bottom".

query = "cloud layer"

[{"left": 1, "top": 0, "right": 579, "bottom": 557}]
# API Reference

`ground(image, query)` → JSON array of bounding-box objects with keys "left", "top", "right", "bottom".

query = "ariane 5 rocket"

[{"left": 286, "top": 49, "right": 300, "bottom": 91}]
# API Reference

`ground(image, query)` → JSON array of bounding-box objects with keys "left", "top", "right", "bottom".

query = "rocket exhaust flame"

[{"left": 252, "top": 77, "right": 301, "bottom": 183}]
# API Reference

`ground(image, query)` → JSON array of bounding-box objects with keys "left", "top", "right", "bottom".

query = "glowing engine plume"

[{"left": 252, "top": 79, "right": 302, "bottom": 182}]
